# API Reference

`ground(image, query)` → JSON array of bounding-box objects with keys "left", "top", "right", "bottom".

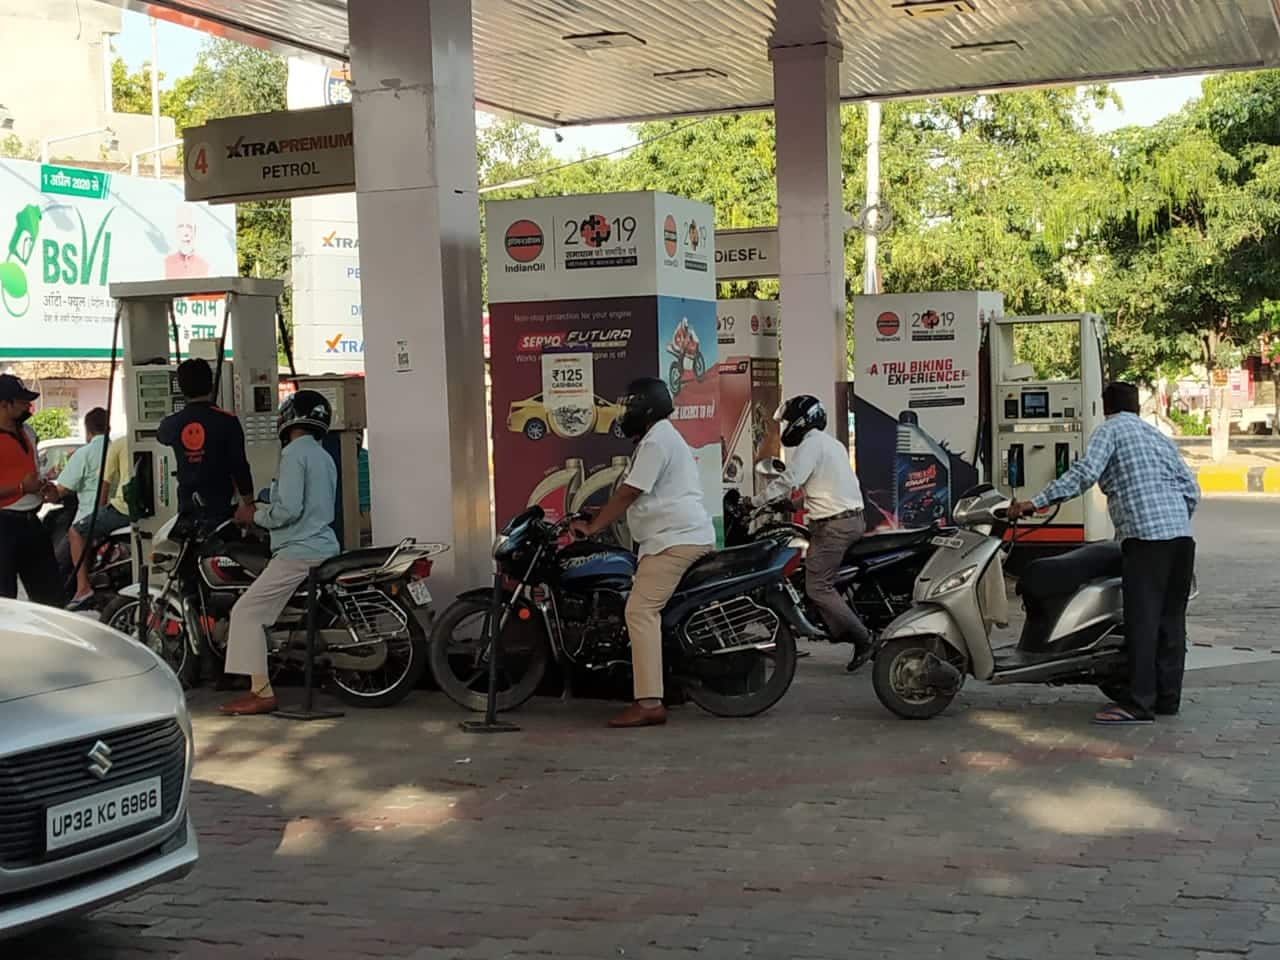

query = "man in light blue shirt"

[
  {"left": 221, "top": 391, "right": 339, "bottom": 716},
  {"left": 51, "top": 407, "right": 122, "bottom": 609},
  {"left": 1009, "top": 383, "right": 1198, "bottom": 725}
]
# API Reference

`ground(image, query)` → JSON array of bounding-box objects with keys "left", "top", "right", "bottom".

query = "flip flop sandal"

[{"left": 1093, "top": 706, "right": 1153, "bottom": 726}]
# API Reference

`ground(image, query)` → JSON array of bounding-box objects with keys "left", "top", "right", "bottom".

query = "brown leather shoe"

[
  {"left": 219, "top": 693, "right": 278, "bottom": 716},
  {"left": 608, "top": 702, "right": 667, "bottom": 728}
]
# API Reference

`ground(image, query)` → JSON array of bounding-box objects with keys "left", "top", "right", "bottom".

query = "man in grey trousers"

[{"left": 771, "top": 395, "right": 874, "bottom": 671}]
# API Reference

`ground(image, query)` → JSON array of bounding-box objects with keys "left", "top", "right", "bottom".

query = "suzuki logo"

[{"left": 87, "top": 740, "right": 113, "bottom": 779}]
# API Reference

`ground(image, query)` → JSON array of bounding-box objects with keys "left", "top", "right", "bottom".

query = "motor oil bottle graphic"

[
  {"left": 527, "top": 458, "right": 585, "bottom": 524},
  {"left": 571, "top": 456, "right": 632, "bottom": 548},
  {"left": 894, "top": 411, "right": 951, "bottom": 528}
]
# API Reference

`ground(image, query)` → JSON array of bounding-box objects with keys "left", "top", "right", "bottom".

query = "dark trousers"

[
  {"left": 0, "top": 509, "right": 65, "bottom": 607},
  {"left": 806, "top": 512, "right": 871, "bottom": 645},
  {"left": 1121, "top": 537, "right": 1196, "bottom": 716}
]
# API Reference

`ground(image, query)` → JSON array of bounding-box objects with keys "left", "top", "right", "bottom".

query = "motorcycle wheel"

[
  {"left": 872, "top": 636, "right": 960, "bottom": 720},
  {"left": 329, "top": 603, "right": 429, "bottom": 708},
  {"left": 683, "top": 621, "right": 798, "bottom": 718},
  {"left": 429, "top": 596, "right": 549, "bottom": 712},
  {"left": 668, "top": 360, "right": 683, "bottom": 397},
  {"left": 693, "top": 350, "right": 706, "bottom": 382},
  {"left": 101, "top": 595, "right": 200, "bottom": 690}
]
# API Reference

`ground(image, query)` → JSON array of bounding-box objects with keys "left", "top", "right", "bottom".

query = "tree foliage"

[
  {"left": 29, "top": 408, "right": 71, "bottom": 442},
  {"left": 91, "top": 38, "right": 1280, "bottom": 395}
]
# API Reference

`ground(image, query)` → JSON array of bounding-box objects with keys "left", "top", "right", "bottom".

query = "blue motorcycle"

[{"left": 429, "top": 506, "right": 807, "bottom": 717}]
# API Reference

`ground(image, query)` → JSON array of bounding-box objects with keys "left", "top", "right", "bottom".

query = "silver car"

[{"left": 0, "top": 598, "right": 198, "bottom": 940}]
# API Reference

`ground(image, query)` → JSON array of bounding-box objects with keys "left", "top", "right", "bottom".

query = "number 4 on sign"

[{"left": 188, "top": 143, "right": 211, "bottom": 181}]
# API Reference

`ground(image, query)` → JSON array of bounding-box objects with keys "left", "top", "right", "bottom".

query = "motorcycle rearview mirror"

[{"left": 754, "top": 458, "right": 786, "bottom": 480}]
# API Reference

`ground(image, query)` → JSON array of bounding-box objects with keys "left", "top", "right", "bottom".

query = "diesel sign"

[{"left": 714, "top": 227, "right": 778, "bottom": 281}]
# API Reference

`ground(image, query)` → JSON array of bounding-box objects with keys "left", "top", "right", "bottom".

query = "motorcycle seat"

[
  {"left": 223, "top": 541, "right": 271, "bottom": 575},
  {"left": 843, "top": 527, "right": 938, "bottom": 562},
  {"left": 677, "top": 541, "right": 778, "bottom": 593},
  {"left": 1018, "top": 541, "right": 1123, "bottom": 602},
  {"left": 315, "top": 546, "right": 396, "bottom": 582}
]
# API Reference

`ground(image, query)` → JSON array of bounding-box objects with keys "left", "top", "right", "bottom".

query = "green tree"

[
  {"left": 1092, "top": 72, "right": 1280, "bottom": 453},
  {"left": 0, "top": 135, "right": 38, "bottom": 160},
  {"left": 166, "top": 40, "right": 292, "bottom": 326},
  {"left": 111, "top": 57, "right": 159, "bottom": 115},
  {"left": 29, "top": 408, "right": 71, "bottom": 441}
]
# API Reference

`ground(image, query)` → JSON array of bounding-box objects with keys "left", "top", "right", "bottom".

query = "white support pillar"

[
  {"left": 771, "top": 42, "right": 847, "bottom": 441},
  {"left": 347, "top": 0, "right": 491, "bottom": 598}
]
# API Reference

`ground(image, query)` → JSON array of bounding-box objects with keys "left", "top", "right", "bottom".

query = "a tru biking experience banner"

[
  {"left": 0, "top": 159, "right": 237, "bottom": 360},
  {"left": 487, "top": 191, "right": 722, "bottom": 548},
  {"left": 853, "top": 291, "right": 1002, "bottom": 532}
]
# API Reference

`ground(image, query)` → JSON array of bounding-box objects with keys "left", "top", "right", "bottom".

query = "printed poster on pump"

[
  {"left": 487, "top": 191, "right": 722, "bottom": 546},
  {"left": 853, "top": 291, "right": 1002, "bottom": 532}
]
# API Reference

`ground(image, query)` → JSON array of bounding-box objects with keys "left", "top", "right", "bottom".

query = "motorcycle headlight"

[
  {"left": 491, "top": 534, "right": 508, "bottom": 559},
  {"left": 930, "top": 565, "right": 977, "bottom": 598}
]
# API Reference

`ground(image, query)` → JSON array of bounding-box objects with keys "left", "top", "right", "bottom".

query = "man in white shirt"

[
  {"left": 771, "top": 395, "right": 873, "bottom": 669},
  {"left": 571, "top": 378, "right": 715, "bottom": 728}
]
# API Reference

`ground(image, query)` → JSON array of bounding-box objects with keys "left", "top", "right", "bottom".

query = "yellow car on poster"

[{"left": 507, "top": 393, "right": 627, "bottom": 441}]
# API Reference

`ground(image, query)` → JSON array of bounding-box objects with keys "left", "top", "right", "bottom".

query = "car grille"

[{"left": 0, "top": 719, "right": 187, "bottom": 868}]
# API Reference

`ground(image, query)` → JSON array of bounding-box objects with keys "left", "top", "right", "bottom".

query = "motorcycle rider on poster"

[
  {"left": 1007, "top": 382, "right": 1199, "bottom": 726},
  {"left": 768, "top": 396, "right": 875, "bottom": 671},
  {"left": 672, "top": 317, "right": 699, "bottom": 360},
  {"left": 570, "top": 378, "right": 716, "bottom": 728},
  {"left": 219, "top": 391, "right": 340, "bottom": 717}
]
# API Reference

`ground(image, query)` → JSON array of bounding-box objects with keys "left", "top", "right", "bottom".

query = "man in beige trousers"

[{"left": 571, "top": 378, "right": 715, "bottom": 728}]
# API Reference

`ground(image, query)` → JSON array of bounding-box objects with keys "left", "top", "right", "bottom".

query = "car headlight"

[{"left": 930, "top": 565, "right": 977, "bottom": 598}]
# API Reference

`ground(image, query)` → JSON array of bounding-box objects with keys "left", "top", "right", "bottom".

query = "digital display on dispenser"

[{"left": 1020, "top": 390, "right": 1050, "bottom": 419}]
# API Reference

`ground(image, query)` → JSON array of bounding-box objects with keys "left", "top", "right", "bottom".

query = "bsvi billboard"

[{"left": 0, "top": 159, "right": 236, "bottom": 359}]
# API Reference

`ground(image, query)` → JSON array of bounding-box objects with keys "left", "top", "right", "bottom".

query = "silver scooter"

[{"left": 872, "top": 485, "right": 1135, "bottom": 719}]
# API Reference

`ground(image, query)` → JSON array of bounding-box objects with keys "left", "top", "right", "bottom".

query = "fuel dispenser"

[
  {"left": 288, "top": 373, "right": 369, "bottom": 550},
  {"left": 109, "top": 277, "right": 284, "bottom": 555},
  {"left": 989, "top": 313, "right": 1113, "bottom": 543}
]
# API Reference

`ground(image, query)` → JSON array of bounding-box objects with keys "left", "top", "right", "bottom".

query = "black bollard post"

[
  {"left": 459, "top": 572, "right": 521, "bottom": 734},
  {"left": 276, "top": 567, "right": 344, "bottom": 722},
  {"left": 136, "top": 562, "right": 149, "bottom": 650}
]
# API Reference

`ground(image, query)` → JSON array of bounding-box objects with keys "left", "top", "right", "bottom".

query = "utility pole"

[
  {"left": 863, "top": 101, "right": 882, "bottom": 295},
  {"left": 150, "top": 17, "right": 162, "bottom": 177}
]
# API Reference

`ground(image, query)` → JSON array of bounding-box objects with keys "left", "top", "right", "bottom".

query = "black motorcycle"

[
  {"left": 43, "top": 497, "right": 133, "bottom": 611},
  {"left": 430, "top": 506, "right": 807, "bottom": 717},
  {"left": 723, "top": 485, "right": 950, "bottom": 644},
  {"left": 101, "top": 513, "right": 446, "bottom": 706}
]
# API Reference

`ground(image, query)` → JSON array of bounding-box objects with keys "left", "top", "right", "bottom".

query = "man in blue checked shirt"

[{"left": 1008, "top": 382, "right": 1198, "bottom": 726}]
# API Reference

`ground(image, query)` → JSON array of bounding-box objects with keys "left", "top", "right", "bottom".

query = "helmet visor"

[{"left": 773, "top": 401, "right": 792, "bottom": 435}]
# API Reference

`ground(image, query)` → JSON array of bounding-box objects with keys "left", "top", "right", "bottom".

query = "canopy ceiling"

[{"left": 113, "top": 0, "right": 1280, "bottom": 125}]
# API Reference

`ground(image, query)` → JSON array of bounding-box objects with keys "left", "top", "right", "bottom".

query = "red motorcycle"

[{"left": 666, "top": 336, "right": 706, "bottom": 397}]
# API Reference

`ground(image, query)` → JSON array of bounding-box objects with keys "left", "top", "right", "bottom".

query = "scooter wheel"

[{"left": 872, "top": 636, "right": 960, "bottom": 720}]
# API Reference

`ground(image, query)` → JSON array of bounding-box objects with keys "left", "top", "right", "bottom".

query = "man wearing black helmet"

[
  {"left": 220, "top": 390, "right": 340, "bottom": 716},
  {"left": 571, "top": 378, "right": 716, "bottom": 728},
  {"left": 772, "top": 395, "right": 874, "bottom": 670}
]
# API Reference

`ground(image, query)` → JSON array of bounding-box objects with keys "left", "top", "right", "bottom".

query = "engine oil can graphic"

[
  {"left": 571, "top": 456, "right": 632, "bottom": 548},
  {"left": 894, "top": 411, "right": 951, "bottom": 527},
  {"left": 527, "top": 458, "right": 585, "bottom": 524}
]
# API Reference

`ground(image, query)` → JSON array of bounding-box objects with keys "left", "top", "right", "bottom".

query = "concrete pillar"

[
  {"left": 347, "top": 0, "right": 490, "bottom": 597},
  {"left": 771, "top": 41, "right": 847, "bottom": 440}
]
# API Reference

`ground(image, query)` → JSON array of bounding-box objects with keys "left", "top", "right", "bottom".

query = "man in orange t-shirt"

[{"left": 0, "top": 375, "right": 63, "bottom": 605}]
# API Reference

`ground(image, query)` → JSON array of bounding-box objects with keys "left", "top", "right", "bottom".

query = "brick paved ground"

[{"left": 12, "top": 499, "right": 1280, "bottom": 960}]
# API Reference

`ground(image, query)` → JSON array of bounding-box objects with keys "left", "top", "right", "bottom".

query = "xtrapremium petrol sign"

[{"left": 184, "top": 104, "right": 356, "bottom": 205}]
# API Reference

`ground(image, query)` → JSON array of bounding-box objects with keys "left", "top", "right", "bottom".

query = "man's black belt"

[{"left": 811, "top": 508, "right": 863, "bottom": 525}]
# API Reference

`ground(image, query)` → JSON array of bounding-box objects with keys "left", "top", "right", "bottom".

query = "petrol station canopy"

[{"left": 112, "top": 0, "right": 1280, "bottom": 125}]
